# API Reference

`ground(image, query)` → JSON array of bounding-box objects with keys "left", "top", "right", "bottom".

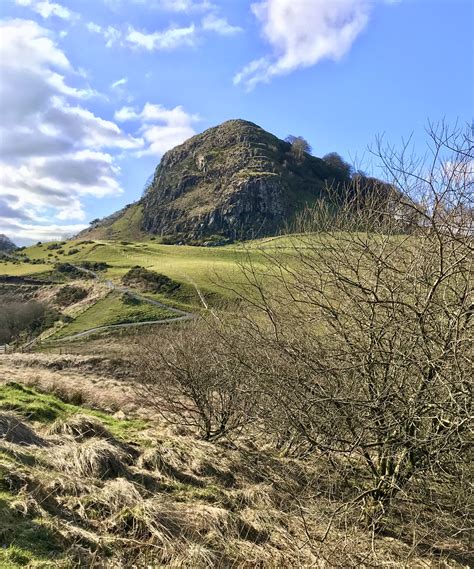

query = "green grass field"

[
  {"left": 0, "top": 236, "right": 291, "bottom": 342},
  {"left": 3, "top": 238, "right": 273, "bottom": 294},
  {"left": 0, "top": 262, "right": 51, "bottom": 276},
  {"left": 50, "top": 292, "right": 176, "bottom": 339}
]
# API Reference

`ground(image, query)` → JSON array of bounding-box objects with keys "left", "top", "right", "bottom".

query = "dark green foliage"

[
  {"left": 46, "top": 243, "right": 64, "bottom": 250},
  {"left": 67, "top": 248, "right": 80, "bottom": 255},
  {"left": 122, "top": 266, "right": 181, "bottom": 294},
  {"left": 121, "top": 292, "right": 140, "bottom": 305},
  {"left": 322, "top": 152, "right": 353, "bottom": 183},
  {"left": 79, "top": 261, "right": 109, "bottom": 272},
  {"left": 54, "top": 263, "right": 94, "bottom": 279},
  {"left": 55, "top": 285, "right": 88, "bottom": 307}
]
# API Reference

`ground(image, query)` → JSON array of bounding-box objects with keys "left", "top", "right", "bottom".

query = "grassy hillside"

[
  {"left": 80, "top": 203, "right": 146, "bottom": 241},
  {"left": 50, "top": 292, "right": 177, "bottom": 340},
  {"left": 0, "top": 237, "right": 263, "bottom": 342},
  {"left": 1, "top": 379, "right": 462, "bottom": 568},
  {"left": 2, "top": 238, "right": 270, "bottom": 296}
]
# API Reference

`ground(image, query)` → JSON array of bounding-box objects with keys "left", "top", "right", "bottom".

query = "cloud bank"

[
  {"left": 0, "top": 19, "right": 141, "bottom": 240},
  {"left": 115, "top": 103, "right": 199, "bottom": 156}
]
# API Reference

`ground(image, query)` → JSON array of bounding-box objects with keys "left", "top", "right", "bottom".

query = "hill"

[
  {"left": 0, "top": 234, "right": 17, "bottom": 253},
  {"left": 80, "top": 119, "right": 347, "bottom": 242}
]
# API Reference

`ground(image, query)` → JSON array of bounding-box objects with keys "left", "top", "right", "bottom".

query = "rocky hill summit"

[
  {"left": 0, "top": 234, "right": 17, "bottom": 252},
  {"left": 82, "top": 119, "right": 349, "bottom": 242}
]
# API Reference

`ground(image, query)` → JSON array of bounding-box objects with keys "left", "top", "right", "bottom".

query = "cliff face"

[
  {"left": 140, "top": 119, "right": 337, "bottom": 240},
  {"left": 79, "top": 119, "right": 349, "bottom": 242}
]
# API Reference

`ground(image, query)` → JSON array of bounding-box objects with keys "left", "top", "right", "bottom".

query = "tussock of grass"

[
  {"left": 0, "top": 382, "right": 147, "bottom": 442},
  {"left": 0, "top": 412, "right": 47, "bottom": 447},
  {"left": 55, "top": 438, "right": 131, "bottom": 480},
  {"left": 48, "top": 413, "right": 114, "bottom": 441}
]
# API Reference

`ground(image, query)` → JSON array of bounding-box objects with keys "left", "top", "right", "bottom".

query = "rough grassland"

[
  {"left": 2, "top": 239, "right": 269, "bottom": 295},
  {"left": 0, "top": 262, "right": 51, "bottom": 276},
  {"left": 1, "top": 379, "right": 466, "bottom": 568}
]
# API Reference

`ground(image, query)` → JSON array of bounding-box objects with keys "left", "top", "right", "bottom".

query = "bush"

[
  {"left": 79, "top": 261, "right": 109, "bottom": 272},
  {"left": 0, "top": 297, "right": 61, "bottom": 343},
  {"left": 46, "top": 243, "right": 65, "bottom": 251},
  {"left": 135, "top": 318, "right": 257, "bottom": 441},
  {"left": 54, "top": 263, "right": 94, "bottom": 280},
  {"left": 55, "top": 286, "right": 88, "bottom": 307},
  {"left": 122, "top": 266, "right": 180, "bottom": 294}
]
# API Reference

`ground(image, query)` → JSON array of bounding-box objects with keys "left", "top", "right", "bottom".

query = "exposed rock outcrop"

[
  {"left": 140, "top": 119, "right": 338, "bottom": 240},
  {"left": 80, "top": 119, "right": 348, "bottom": 242}
]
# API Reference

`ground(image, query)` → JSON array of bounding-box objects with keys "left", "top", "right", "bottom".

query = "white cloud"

[
  {"left": 0, "top": 19, "right": 142, "bottom": 240},
  {"left": 0, "top": 217, "right": 88, "bottom": 242},
  {"left": 115, "top": 103, "right": 199, "bottom": 156},
  {"left": 234, "top": 0, "right": 372, "bottom": 89},
  {"left": 111, "top": 77, "right": 128, "bottom": 89},
  {"left": 86, "top": 22, "right": 122, "bottom": 47},
  {"left": 126, "top": 24, "right": 196, "bottom": 50},
  {"left": 14, "top": 0, "right": 79, "bottom": 21},
  {"left": 202, "top": 14, "right": 242, "bottom": 36},
  {"left": 86, "top": 21, "right": 197, "bottom": 51},
  {"left": 142, "top": 0, "right": 214, "bottom": 11}
]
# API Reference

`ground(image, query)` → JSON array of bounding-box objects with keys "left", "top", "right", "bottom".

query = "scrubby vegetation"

[
  {"left": 55, "top": 285, "right": 88, "bottom": 307},
  {"left": 79, "top": 261, "right": 109, "bottom": 272},
  {"left": 54, "top": 263, "right": 95, "bottom": 280},
  {"left": 122, "top": 266, "right": 181, "bottom": 294},
  {"left": 2, "top": 380, "right": 469, "bottom": 568},
  {"left": 0, "top": 124, "right": 472, "bottom": 567},
  {"left": 132, "top": 124, "right": 473, "bottom": 564}
]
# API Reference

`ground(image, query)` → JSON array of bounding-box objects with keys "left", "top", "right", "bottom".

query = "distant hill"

[
  {"left": 79, "top": 119, "right": 371, "bottom": 243},
  {"left": 0, "top": 234, "right": 17, "bottom": 252}
]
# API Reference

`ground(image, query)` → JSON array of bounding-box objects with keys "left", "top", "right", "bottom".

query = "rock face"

[
  {"left": 0, "top": 234, "right": 17, "bottom": 252},
  {"left": 81, "top": 119, "right": 346, "bottom": 242},
  {"left": 141, "top": 119, "right": 338, "bottom": 241}
]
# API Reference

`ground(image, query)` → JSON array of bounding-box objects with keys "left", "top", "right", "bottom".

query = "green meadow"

[
  {"left": 1, "top": 237, "right": 285, "bottom": 294},
  {"left": 0, "top": 238, "right": 278, "bottom": 341}
]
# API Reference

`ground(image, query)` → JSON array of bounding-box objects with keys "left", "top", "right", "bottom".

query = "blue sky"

[{"left": 0, "top": 0, "right": 472, "bottom": 244}]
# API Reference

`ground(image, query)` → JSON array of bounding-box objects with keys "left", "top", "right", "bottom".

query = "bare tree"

[
  {"left": 223, "top": 122, "right": 473, "bottom": 530},
  {"left": 285, "top": 135, "right": 312, "bottom": 162}
]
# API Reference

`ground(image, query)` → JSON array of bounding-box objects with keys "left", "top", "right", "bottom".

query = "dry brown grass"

[
  {"left": 0, "top": 353, "right": 143, "bottom": 416},
  {"left": 54, "top": 438, "right": 131, "bottom": 479},
  {"left": 0, "top": 379, "right": 470, "bottom": 567},
  {"left": 49, "top": 414, "right": 114, "bottom": 441},
  {"left": 0, "top": 412, "right": 47, "bottom": 446}
]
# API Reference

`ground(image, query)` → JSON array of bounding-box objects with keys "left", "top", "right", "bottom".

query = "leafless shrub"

[
  {"left": 217, "top": 123, "right": 473, "bottom": 544},
  {"left": 134, "top": 318, "right": 258, "bottom": 441}
]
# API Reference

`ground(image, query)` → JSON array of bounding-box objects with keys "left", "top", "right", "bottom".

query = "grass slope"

[
  {"left": 3, "top": 238, "right": 269, "bottom": 296},
  {"left": 50, "top": 292, "right": 176, "bottom": 339},
  {"left": 0, "top": 380, "right": 467, "bottom": 568}
]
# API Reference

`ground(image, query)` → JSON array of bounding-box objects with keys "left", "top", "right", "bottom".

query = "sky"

[{"left": 0, "top": 0, "right": 472, "bottom": 245}]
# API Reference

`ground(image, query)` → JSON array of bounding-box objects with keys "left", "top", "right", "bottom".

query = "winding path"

[{"left": 41, "top": 264, "right": 194, "bottom": 344}]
